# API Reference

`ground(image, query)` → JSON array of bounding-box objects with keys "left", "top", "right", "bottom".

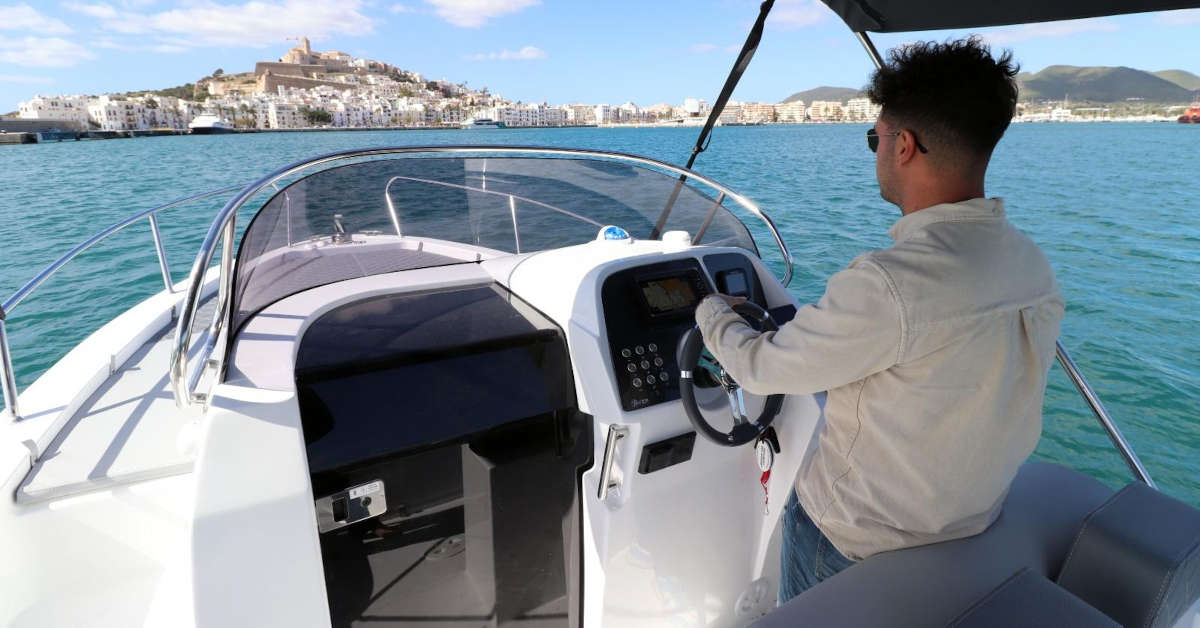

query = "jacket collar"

[{"left": 888, "top": 197, "right": 1005, "bottom": 242}]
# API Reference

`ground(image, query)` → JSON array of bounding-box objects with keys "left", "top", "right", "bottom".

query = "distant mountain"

[
  {"left": 1018, "top": 65, "right": 1192, "bottom": 102},
  {"left": 1153, "top": 69, "right": 1200, "bottom": 92},
  {"left": 781, "top": 86, "right": 862, "bottom": 104}
]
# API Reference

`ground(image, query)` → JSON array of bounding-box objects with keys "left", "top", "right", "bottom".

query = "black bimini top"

[{"left": 819, "top": 0, "right": 1200, "bottom": 33}]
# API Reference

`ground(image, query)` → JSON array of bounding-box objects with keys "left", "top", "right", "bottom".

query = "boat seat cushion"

[
  {"left": 947, "top": 568, "right": 1120, "bottom": 628},
  {"left": 751, "top": 461, "right": 1114, "bottom": 628},
  {"left": 1056, "top": 482, "right": 1200, "bottom": 628}
]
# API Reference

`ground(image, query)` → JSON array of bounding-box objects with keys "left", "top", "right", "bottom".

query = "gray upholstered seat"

[{"left": 751, "top": 461, "right": 1115, "bottom": 627}]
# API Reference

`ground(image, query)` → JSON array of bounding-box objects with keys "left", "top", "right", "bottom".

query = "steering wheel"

[{"left": 677, "top": 301, "right": 785, "bottom": 446}]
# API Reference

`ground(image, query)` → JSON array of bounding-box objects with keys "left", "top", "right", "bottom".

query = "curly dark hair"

[{"left": 866, "top": 37, "right": 1019, "bottom": 164}]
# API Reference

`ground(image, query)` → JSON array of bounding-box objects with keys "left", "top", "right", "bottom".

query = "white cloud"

[
  {"left": 983, "top": 18, "right": 1119, "bottom": 44},
  {"left": 770, "top": 0, "right": 830, "bottom": 30},
  {"left": 390, "top": 3, "right": 415, "bottom": 13},
  {"left": 0, "top": 73, "right": 54, "bottom": 84},
  {"left": 62, "top": 2, "right": 119, "bottom": 19},
  {"left": 1155, "top": 9, "right": 1200, "bottom": 26},
  {"left": 2, "top": 4, "right": 73, "bottom": 34},
  {"left": 0, "top": 35, "right": 94, "bottom": 67},
  {"left": 464, "top": 45, "right": 545, "bottom": 60},
  {"left": 64, "top": 0, "right": 375, "bottom": 48},
  {"left": 425, "top": 0, "right": 539, "bottom": 28}
]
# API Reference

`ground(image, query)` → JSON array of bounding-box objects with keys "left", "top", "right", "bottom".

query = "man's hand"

[{"left": 709, "top": 293, "right": 747, "bottom": 308}]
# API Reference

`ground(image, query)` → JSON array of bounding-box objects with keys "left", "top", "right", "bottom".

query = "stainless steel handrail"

[
  {"left": 170, "top": 146, "right": 796, "bottom": 408},
  {"left": 1056, "top": 341, "right": 1155, "bottom": 486},
  {"left": 0, "top": 183, "right": 245, "bottom": 420}
]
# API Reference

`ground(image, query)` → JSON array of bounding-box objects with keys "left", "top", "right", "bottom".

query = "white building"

[
  {"left": 564, "top": 104, "right": 595, "bottom": 124},
  {"left": 844, "top": 97, "right": 881, "bottom": 122},
  {"left": 18, "top": 95, "right": 90, "bottom": 127},
  {"left": 776, "top": 101, "right": 805, "bottom": 123},
  {"left": 807, "top": 100, "right": 843, "bottom": 122},
  {"left": 268, "top": 102, "right": 305, "bottom": 129},
  {"left": 594, "top": 104, "right": 616, "bottom": 124},
  {"left": 739, "top": 102, "right": 776, "bottom": 123},
  {"left": 86, "top": 95, "right": 153, "bottom": 131},
  {"left": 683, "top": 98, "right": 708, "bottom": 117}
]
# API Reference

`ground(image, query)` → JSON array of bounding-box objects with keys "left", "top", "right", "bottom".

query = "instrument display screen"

[{"left": 639, "top": 276, "right": 699, "bottom": 316}]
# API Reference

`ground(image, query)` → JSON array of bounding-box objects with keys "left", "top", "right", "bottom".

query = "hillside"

[
  {"left": 781, "top": 86, "right": 861, "bottom": 103},
  {"left": 1018, "top": 65, "right": 1192, "bottom": 102},
  {"left": 1154, "top": 69, "right": 1200, "bottom": 91}
]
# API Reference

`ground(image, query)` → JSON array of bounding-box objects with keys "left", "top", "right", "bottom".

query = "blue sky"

[{"left": 2, "top": 1, "right": 1199, "bottom": 111}]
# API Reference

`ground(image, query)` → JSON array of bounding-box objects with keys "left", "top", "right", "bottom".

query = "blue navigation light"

[{"left": 600, "top": 225, "right": 630, "bottom": 241}]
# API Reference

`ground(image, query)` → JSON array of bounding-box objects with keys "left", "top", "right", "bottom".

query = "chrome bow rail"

[
  {"left": 0, "top": 184, "right": 244, "bottom": 420},
  {"left": 167, "top": 145, "right": 796, "bottom": 409}
]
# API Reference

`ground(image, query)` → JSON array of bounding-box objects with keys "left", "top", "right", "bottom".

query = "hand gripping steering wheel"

[{"left": 677, "top": 301, "right": 785, "bottom": 446}]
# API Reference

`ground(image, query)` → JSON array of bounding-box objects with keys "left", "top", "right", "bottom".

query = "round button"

[
  {"left": 621, "top": 348, "right": 632, "bottom": 358},
  {"left": 640, "top": 360, "right": 650, "bottom": 370},
  {"left": 648, "top": 343, "right": 658, "bottom": 353},
  {"left": 626, "top": 363, "right": 637, "bottom": 373},
  {"left": 361, "top": 496, "right": 372, "bottom": 507},
  {"left": 635, "top": 346, "right": 645, "bottom": 355},
  {"left": 632, "top": 377, "right": 643, "bottom": 388},
  {"left": 659, "top": 371, "right": 669, "bottom": 382},
  {"left": 654, "top": 357, "right": 664, "bottom": 367},
  {"left": 646, "top": 375, "right": 657, "bottom": 385}
]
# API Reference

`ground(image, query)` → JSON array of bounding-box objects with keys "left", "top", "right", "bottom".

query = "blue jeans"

[{"left": 778, "top": 490, "right": 856, "bottom": 605}]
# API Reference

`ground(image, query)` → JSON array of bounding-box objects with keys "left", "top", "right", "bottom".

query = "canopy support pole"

[
  {"left": 856, "top": 32, "right": 885, "bottom": 69},
  {"left": 649, "top": 0, "right": 775, "bottom": 240}
]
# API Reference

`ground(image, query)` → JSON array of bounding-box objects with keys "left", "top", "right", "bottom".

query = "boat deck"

[{"left": 16, "top": 303, "right": 214, "bottom": 504}]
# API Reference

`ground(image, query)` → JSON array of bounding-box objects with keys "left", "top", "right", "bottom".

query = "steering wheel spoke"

[
  {"left": 697, "top": 351, "right": 723, "bottom": 377},
  {"left": 725, "top": 386, "right": 749, "bottom": 425},
  {"left": 677, "top": 301, "right": 786, "bottom": 447}
]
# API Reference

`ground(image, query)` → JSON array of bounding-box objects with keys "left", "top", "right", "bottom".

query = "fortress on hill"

[{"left": 250, "top": 37, "right": 403, "bottom": 95}]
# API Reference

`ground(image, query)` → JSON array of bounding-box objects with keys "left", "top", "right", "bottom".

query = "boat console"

[{"left": 601, "top": 253, "right": 771, "bottom": 411}]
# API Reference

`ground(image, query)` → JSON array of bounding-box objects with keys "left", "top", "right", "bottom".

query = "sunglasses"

[{"left": 867, "top": 127, "right": 929, "bottom": 154}]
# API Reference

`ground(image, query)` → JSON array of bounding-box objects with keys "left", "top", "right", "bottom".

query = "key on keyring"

[
  {"left": 756, "top": 436, "right": 775, "bottom": 515},
  {"left": 760, "top": 470, "right": 771, "bottom": 515}
]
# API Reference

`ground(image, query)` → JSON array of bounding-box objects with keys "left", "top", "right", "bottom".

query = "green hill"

[
  {"left": 1019, "top": 65, "right": 1191, "bottom": 102},
  {"left": 781, "top": 86, "right": 861, "bottom": 104},
  {"left": 1153, "top": 69, "right": 1200, "bottom": 91}
]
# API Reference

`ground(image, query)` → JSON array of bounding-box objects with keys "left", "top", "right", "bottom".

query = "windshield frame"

[{"left": 170, "top": 145, "right": 793, "bottom": 409}]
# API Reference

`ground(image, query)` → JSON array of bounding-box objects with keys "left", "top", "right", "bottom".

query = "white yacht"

[
  {"left": 461, "top": 117, "right": 507, "bottom": 129},
  {"left": 188, "top": 113, "right": 235, "bottom": 135},
  {"left": 2, "top": 2, "right": 1199, "bottom": 627}
]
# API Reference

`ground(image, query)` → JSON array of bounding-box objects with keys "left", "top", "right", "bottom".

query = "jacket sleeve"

[{"left": 694, "top": 260, "right": 904, "bottom": 395}]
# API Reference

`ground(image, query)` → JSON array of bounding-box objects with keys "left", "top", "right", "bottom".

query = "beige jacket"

[{"left": 695, "top": 198, "right": 1064, "bottom": 560}]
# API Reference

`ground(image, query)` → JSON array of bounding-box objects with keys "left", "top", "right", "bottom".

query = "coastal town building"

[
  {"left": 17, "top": 95, "right": 90, "bottom": 127},
  {"left": 15, "top": 38, "right": 883, "bottom": 133},
  {"left": 844, "top": 97, "right": 882, "bottom": 121},
  {"left": 775, "top": 101, "right": 806, "bottom": 122}
]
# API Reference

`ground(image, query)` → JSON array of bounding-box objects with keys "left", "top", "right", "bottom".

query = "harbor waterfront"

[{"left": 1, "top": 122, "right": 1197, "bottom": 507}]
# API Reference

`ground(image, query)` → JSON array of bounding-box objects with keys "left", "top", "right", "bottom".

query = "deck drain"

[{"left": 427, "top": 534, "right": 465, "bottom": 561}]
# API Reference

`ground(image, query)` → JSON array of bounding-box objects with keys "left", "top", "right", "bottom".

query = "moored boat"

[
  {"left": 188, "top": 113, "right": 235, "bottom": 134},
  {"left": 1179, "top": 101, "right": 1200, "bottom": 123},
  {"left": 460, "top": 117, "right": 506, "bottom": 129}
]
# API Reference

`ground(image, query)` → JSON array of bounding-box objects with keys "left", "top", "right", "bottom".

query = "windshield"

[{"left": 233, "top": 154, "right": 764, "bottom": 333}]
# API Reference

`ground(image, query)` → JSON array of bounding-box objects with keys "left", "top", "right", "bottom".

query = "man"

[{"left": 693, "top": 37, "right": 1064, "bottom": 603}]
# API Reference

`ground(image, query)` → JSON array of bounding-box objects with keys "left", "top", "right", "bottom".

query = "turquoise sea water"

[{"left": 1, "top": 124, "right": 1197, "bottom": 505}]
